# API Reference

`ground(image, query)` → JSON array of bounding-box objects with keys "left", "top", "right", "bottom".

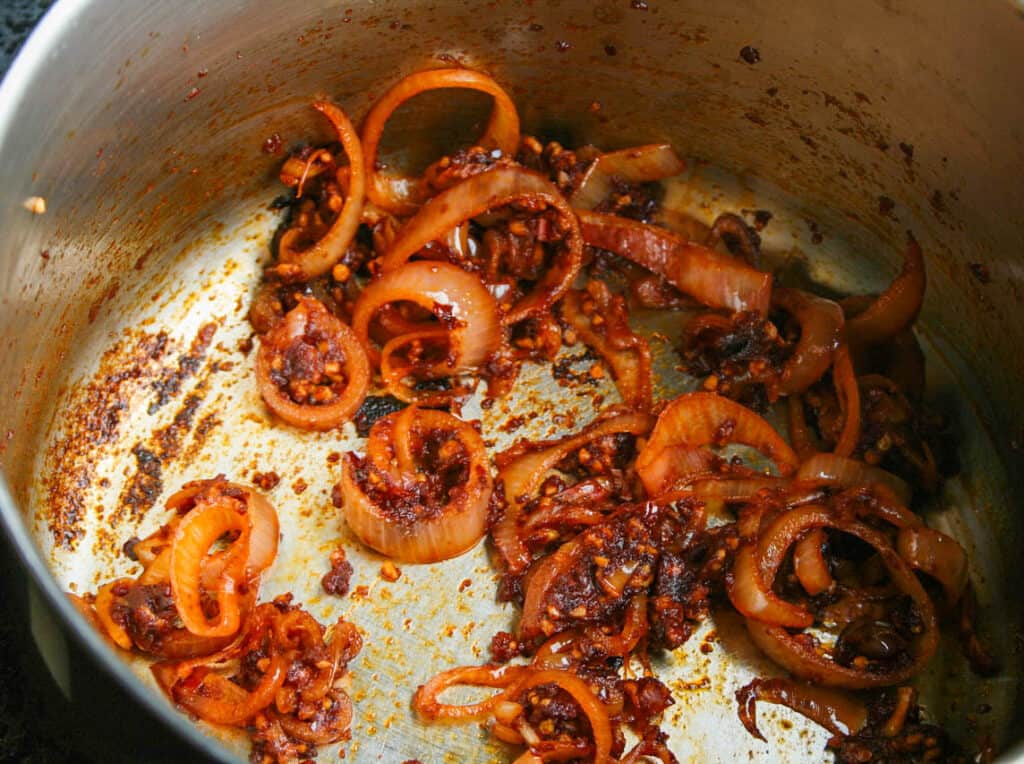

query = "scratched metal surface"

[{"left": 22, "top": 158, "right": 1017, "bottom": 762}]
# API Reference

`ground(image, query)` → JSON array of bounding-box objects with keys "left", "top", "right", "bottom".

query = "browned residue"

[
  {"left": 148, "top": 321, "right": 218, "bottom": 414},
  {"left": 86, "top": 278, "right": 122, "bottom": 324},
  {"left": 41, "top": 332, "right": 170, "bottom": 548}
]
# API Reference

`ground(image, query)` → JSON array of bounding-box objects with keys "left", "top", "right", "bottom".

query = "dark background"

[{"left": 2, "top": 3, "right": 93, "bottom": 761}]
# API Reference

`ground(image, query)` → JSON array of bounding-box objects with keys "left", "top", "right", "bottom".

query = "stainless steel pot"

[{"left": 1, "top": 0, "right": 1022, "bottom": 761}]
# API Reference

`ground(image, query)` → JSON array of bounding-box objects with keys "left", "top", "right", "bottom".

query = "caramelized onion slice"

[
  {"left": 351, "top": 260, "right": 501, "bottom": 370},
  {"left": 256, "top": 296, "right": 371, "bottom": 431},
  {"left": 378, "top": 328, "right": 470, "bottom": 406},
  {"left": 514, "top": 670, "right": 614, "bottom": 764},
  {"left": 275, "top": 688, "right": 354, "bottom": 744},
  {"left": 494, "top": 411, "right": 655, "bottom": 575},
  {"left": 560, "top": 287, "right": 652, "bottom": 411},
  {"left": 745, "top": 505, "right": 939, "bottom": 689},
  {"left": 275, "top": 102, "right": 365, "bottom": 279},
  {"left": 897, "top": 525, "right": 969, "bottom": 605},
  {"left": 94, "top": 579, "right": 134, "bottom": 650},
  {"left": 736, "top": 678, "right": 867, "bottom": 741},
  {"left": 413, "top": 664, "right": 529, "bottom": 721},
  {"left": 796, "top": 452, "right": 911, "bottom": 505},
  {"left": 578, "top": 210, "right": 772, "bottom": 314},
  {"left": 772, "top": 287, "right": 844, "bottom": 395},
  {"left": 361, "top": 68, "right": 521, "bottom": 215},
  {"left": 787, "top": 394, "right": 821, "bottom": 461},
  {"left": 831, "top": 344, "right": 861, "bottom": 458},
  {"left": 793, "top": 528, "right": 833, "bottom": 596},
  {"left": 846, "top": 236, "right": 925, "bottom": 349},
  {"left": 570, "top": 144, "right": 685, "bottom": 210},
  {"left": 166, "top": 652, "right": 288, "bottom": 725},
  {"left": 163, "top": 479, "right": 279, "bottom": 576},
  {"left": 380, "top": 166, "right": 584, "bottom": 325},
  {"left": 728, "top": 542, "right": 814, "bottom": 629},
  {"left": 169, "top": 496, "right": 251, "bottom": 638},
  {"left": 635, "top": 392, "right": 799, "bottom": 496},
  {"left": 339, "top": 407, "right": 493, "bottom": 563}
]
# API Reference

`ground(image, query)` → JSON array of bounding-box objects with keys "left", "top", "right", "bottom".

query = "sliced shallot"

[
  {"left": 578, "top": 210, "right": 772, "bottom": 314},
  {"left": 380, "top": 166, "right": 584, "bottom": 324},
  {"left": 274, "top": 101, "right": 365, "bottom": 279},
  {"left": 361, "top": 68, "right": 520, "bottom": 215},
  {"left": 635, "top": 392, "right": 799, "bottom": 496},
  {"left": 570, "top": 144, "right": 685, "bottom": 210},
  {"left": 256, "top": 296, "right": 370, "bottom": 430},
  {"left": 339, "top": 407, "right": 493, "bottom": 563}
]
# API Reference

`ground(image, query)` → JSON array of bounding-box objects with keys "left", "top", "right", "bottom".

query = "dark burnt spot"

[
  {"left": 969, "top": 263, "right": 991, "bottom": 285},
  {"left": 765, "top": 86, "right": 778, "bottom": 97},
  {"left": 739, "top": 45, "right": 761, "bottom": 64},
  {"left": 528, "top": 22, "right": 543, "bottom": 31},
  {"left": 878, "top": 195, "right": 896, "bottom": 216},
  {"left": 800, "top": 134, "right": 818, "bottom": 150},
  {"left": 806, "top": 219, "right": 824, "bottom": 244},
  {"left": 148, "top": 322, "right": 217, "bottom": 414},
  {"left": 744, "top": 111, "right": 767, "bottom": 127},
  {"left": 604, "top": 44, "right": 617, "bottom": 56},
  {"left": 115, "top": 391, "right": 205, "bottom": 523},
  {"left": 353, "top": 395, "right": 406, "bottom": 437},
  {"left": 899, "top": 142, "right": 914, "bottom": 162},
  {"left": 930, "top": 190, "right": 947, "bottom": 214},
  {"left": 119, "top": 445, "right": 164, "bottom": 521},
  {"left": 501, "top": 416, "right": 527, "bottom": 433}
]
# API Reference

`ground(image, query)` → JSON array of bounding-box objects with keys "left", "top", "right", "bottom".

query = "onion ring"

[
  {"left": 351, "top": 260, "right": 501, "bottom": 373},
  {"left": 169, "top": 493, "right": 251, "bottom": 638},
  {"left": 743, "top": 505, "right": 939, "bottom": 688},
  {"left": 772, "top": 287, "right": 844, "bottom": 396},
  {"left": 846, "top": 236, "right": 925, "bottom": 349},
  {"left": 273, "top": 101, "right": 365, "bottom": 280},
  {"left": 635, "top": 392, "right": 799, "bottom": 496},
  {"left": 380, "top": 166, "right": 584, "bottom": 325},
  {"left": 570, "top": 144, "right": 685, "bottom": 210},
  {"left": 339, "top": 407, "right": 493, "bottom": 563},
  {"left": 361, "top": 68, "right": 520, "bottom": 215},
  {"left": 256, "top": 296, "right": 370, "bottom": 430}
]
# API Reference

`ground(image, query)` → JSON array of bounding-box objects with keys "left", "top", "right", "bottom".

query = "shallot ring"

[
  {"left": 256, "top": 296, "right": 370, "bottom": 431},
  {"left": 380, "top": 166, "right": 584, "bottom": 325},
  {"left": 635, "top": 392, "right": 799, "bottom": 496},
  {"left": 339, "top": 407, "right": 493, "bottom": 563},
  {"left": 361, "top": 68, "right": 521, "bottom": 215},
  {"left": 169, "top": 498, "right": 251, "bottom": 638},
  {"left": 351, "top": 260, "right": 501, "bottom": 370},
  {"left": 275, "top": 101, "right": 365, "bottom": 280},
  {"left": 743, "top": 505, "right": 939, "bottom": 689}
]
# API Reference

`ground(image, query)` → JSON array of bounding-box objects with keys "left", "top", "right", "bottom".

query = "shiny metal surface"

[{"left": 1, "top": 1, "right": 1022, "bottom": 761}]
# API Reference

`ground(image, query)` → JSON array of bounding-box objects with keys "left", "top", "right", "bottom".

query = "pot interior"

[{"left": 1, "top": 1, "right": 1022, "bottom": 761}]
